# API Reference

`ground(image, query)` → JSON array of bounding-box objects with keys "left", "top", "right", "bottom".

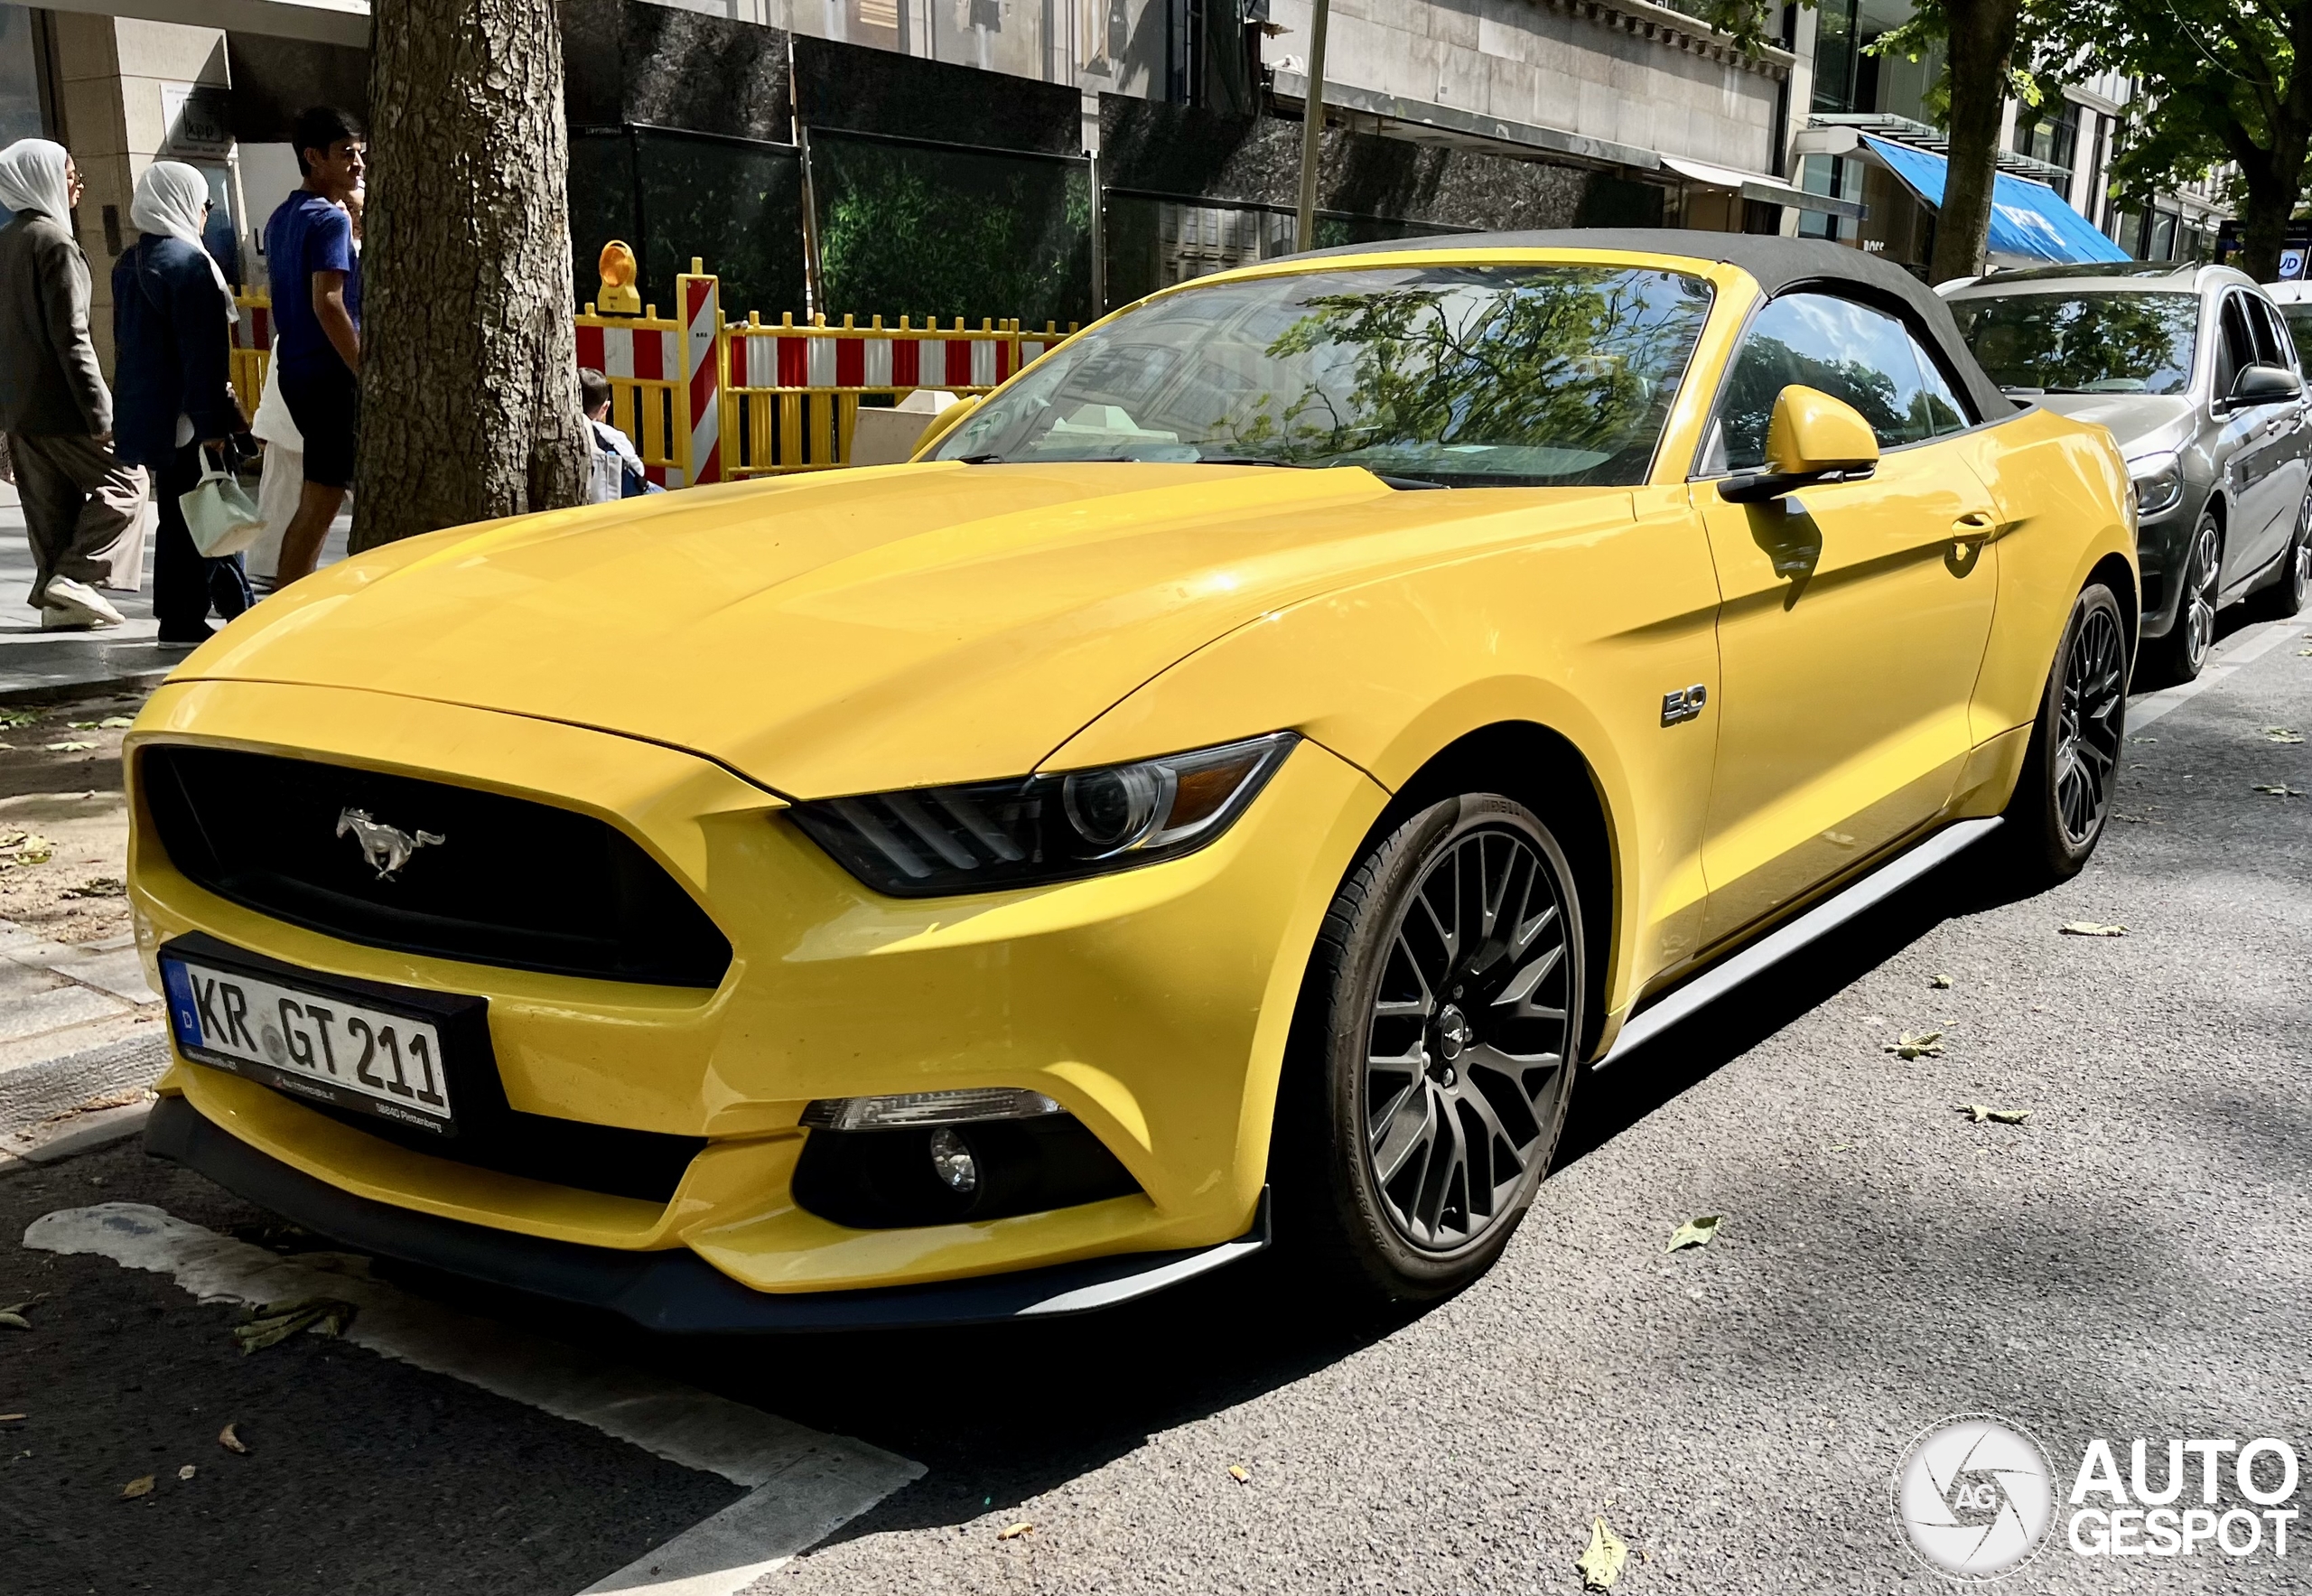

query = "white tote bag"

[{"left": 179, "top": 445, "right": 266, "bottom": 558}]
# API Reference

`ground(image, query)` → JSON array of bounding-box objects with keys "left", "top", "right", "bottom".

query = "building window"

[
  {"left": 2012, "top": 98, "right": 2080, "bottom": 191},
  {"left": 1812, "top": 0, "right": 1860, "bottom": 113}
]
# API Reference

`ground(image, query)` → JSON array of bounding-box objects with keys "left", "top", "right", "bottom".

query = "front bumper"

[
  {"left": 144, "top": 1096, "right": 1271, "bottom": 1331},
  {"left": 126, "top": 678, "right": 1384, "bottom": 1303},
  {"left": 2133, "top": 494, "right": 2204, "bottom": 639}
]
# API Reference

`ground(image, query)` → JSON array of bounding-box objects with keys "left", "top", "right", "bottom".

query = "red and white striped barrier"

[
  {"left": 680, "top": 267, "right": 722, "bottom": 485},
  {"left": 574, "top": 315, "right": 683, "bottom": 487},
  {"left": 724, "top": 322, "right": 1019, "bottom": 393}
]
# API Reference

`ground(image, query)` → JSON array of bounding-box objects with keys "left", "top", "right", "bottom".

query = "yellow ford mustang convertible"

[{"left": 128, "top": 233, "right": 2135, "bottom": 1326}]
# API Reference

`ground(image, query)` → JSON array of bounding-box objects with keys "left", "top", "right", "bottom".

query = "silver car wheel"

[
  {"left": 2054, "top": 602, "right": 2125, "bottom": 846},
  {"left": 2180, "top": 518, "right": 2219, "bottom": 674},
  {"left": 1362, "top": 823, "right": 1574, "bottom": 1254}
]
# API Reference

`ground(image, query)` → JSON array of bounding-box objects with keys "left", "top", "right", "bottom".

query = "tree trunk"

[
  {"left": 353, "top": 0, "right": 589, "bottom": 552},
  {"left": 1930, "top": 0, "right": 2022, "bottom": 285},
  {"left": 2233, "top": 165, "right": 2298, "bottom": 285}
]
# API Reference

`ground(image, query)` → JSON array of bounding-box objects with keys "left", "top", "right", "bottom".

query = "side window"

[
  {"left": 1715, "top": 293, "right": 1942, "bottom": 471},
  {"left": 1907, "top": 334, "right": 1974, "bottom": 435},
  {"left": 2249, "top": 298, "right": 2294, "bottom": 371},
  {"left": 2215, "top": 296, "right": 2257, "bottom": 397}
]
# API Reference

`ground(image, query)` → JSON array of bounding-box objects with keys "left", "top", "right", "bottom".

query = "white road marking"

[
  {"left": 24, "top": 1202, "right": 923, "bottom": 1593},
  {"left": 2128, "top": 617, "right": 2305, "bottom": 731}
]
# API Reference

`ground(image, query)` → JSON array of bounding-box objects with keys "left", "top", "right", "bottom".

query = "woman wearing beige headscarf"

[{"left": 0, "top": 137, "right": 147, "bottom": 629}]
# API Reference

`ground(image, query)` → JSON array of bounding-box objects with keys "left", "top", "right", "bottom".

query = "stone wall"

[{"left": 1263, "top": 0, "right": 1790, "bottom": 173}]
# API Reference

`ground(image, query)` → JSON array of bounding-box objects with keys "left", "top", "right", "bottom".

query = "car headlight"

[
  {"left": 2128, "top": 451, "right": 2184, "bottom": 518},
  {"left": 789, "top": 732, "right": 1298, "bottom": 897}
]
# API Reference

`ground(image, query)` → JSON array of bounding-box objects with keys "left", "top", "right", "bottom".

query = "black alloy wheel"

[
  {"left": 2148, "top": 513, "right": 2221, "bottom": 686},
  {"left": 2004, "top": 581, "right": 2127, "bottom": 885},
  {"left": 1281, "top": 794, "right": 1584, "bottom": 1301}
]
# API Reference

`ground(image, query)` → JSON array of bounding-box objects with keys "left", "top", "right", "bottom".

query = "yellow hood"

[{"left": 182, "top": 462, "right": 1628, "bottom": 797}]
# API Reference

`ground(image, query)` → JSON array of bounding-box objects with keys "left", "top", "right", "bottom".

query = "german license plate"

[{"left": 160, "top": 955, "right": 455, "bottom": 1134}]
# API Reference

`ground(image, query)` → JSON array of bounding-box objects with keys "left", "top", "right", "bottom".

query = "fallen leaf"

[
  {"left": 1665, "top": 1215, "right": 1721, "bottom": 1253},
  {"left": 120, "top": 1475, "right": 154, "bottom": 1499},
  {"left": 2128, "top": 736, "right": 2158, "bottom": 744},
  {"left": 65, "top": 721, "right": 98, "bottom": 730},
  {"left": 97, "top": 716, "right": 135, "bottom": 729},
  {"left": 177, "top": 1464, "right": 197, "bottom": 1480},
  {"left": 1824, "top": 1142, "right": 1859, "bottom": 1153},
  {"left": 1577, "top": 1515, "right": 1629, "bottom": 1591},
  {"left": 996, "top": 1521, "right": 1033, "bottom": 1541},
  {"left": 1928, "top": 974, "right": 1953, "bottom": 989},
  {"left": 218, "top": 1423, "right": 248, "bottom": 1455},
  {"left": 1884, "top": 1030, "right": 1945, "bottom": 1059},
  {"left": 2263, "top": 728, "right": 2306, "bottom": 744},
  {"left": 0, "top": 710, "right": 36, "bottom": 728},
  {"left": 231, "top": 1296, "right": 357, "bottom": 1353},
  {"left": 60, "top": 877, "right": 125, "bottom": 899},
  {"left": 42, "top": 741, "right": 95, "bottom": 752},
  {"left": 0, "top": 1313, "right": 27, "bottom": 1330},
  {"left": 1227, "top": 1464, "right": 1250, "bottom": 1483},
  {"left": 2059, "top": 922, "right": 2128, "bottom": 937},
  {"left": 2252, "top": 784, "right": 2305, "bottom": 798},
  {"left": 0, "top": 1414, "right": 24, "bottom": 1422},
  {"left": 1954, "top": 1105, "right": 2033, "bottom": 1125}
]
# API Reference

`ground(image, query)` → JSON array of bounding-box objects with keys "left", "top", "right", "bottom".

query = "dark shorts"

[{"left": 278, "top": 358, "right": 359, "bottom": 490}]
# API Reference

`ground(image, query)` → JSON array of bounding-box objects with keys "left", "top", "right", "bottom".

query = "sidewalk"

[{"left": 0, "top": 488, "right": 349, "bottom": 703}]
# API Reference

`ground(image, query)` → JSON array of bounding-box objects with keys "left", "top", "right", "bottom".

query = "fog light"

[
  {"left": 928, "top": 1126, "right": 978, "bottom": 1192},
  {"left": 799, "top": 1087, "right": 1062, "bottom": 1131}
]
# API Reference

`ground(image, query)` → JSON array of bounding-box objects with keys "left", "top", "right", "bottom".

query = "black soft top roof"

[{"left": 1288, "top": 228, "right": 2016, "bottom": 424}]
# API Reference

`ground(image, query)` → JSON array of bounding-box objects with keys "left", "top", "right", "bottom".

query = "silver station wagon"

[{"left": 1944, "top": 263, "right": 2311, "bottom": 683}]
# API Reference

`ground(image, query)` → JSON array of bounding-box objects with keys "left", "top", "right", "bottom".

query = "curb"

[{"left": 0, "top": 1032, "right": 170, "bottom": 1155}]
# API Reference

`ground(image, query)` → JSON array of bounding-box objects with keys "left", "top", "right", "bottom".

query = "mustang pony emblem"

[{"left": 336, "top": 807, "right": 445, "bottom": 881}]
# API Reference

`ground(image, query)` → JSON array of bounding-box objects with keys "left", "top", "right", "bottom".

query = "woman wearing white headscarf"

[
  {"left": 0, "top": 136, "right": 146, "bottom": 629},
  {"left": 113, "top": 159, "right": 251, "bottom": 645}
]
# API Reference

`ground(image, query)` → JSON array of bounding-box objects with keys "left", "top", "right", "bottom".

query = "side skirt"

[{"left": 1593, "top": 817, "right": 2003, "bottom": 1069}]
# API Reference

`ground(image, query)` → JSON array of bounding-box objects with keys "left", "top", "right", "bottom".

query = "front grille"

[
  {"left": 305, "top": 1094, "right": 705, "bottom": 1203},
  {"left": 142, "top": 746, "right": 732, "bottom": 988}
]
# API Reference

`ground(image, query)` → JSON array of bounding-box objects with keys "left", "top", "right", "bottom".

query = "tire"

[
  {"left": 2001, "top": 581, "right": 2127, "bottom": 886},
  {"left": 2250, "top": 490, "right": 2310, "bottom": 621},
  {"left": 2142, "top": 512, "right": 2220, "bottom": 686},
  {"left": 1277, "top": 793, "right": 1585, "bottom": 1302}
]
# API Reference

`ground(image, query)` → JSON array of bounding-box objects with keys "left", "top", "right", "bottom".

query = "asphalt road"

[{"left": 5, "top": 613, "right": 2308, "bottom": 1595}]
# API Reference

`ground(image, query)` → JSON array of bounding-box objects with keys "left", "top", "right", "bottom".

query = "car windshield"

[
  {"left": 1947, "top": 290, "right": 2200, "bottom": 396},
  {"left": 930, "top": 264, "right": 1715, "bottom": 486}
]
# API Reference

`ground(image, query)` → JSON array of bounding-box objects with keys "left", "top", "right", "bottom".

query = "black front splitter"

[{"left": 144, "top": 1095, "right": 1268, "bottom": 1333}]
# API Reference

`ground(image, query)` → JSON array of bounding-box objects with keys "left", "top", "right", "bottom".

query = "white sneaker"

[{"left": 40, "top": 577, "right": 126, "bottom": 630}]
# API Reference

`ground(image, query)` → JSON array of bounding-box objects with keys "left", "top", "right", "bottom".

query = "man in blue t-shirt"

[{"left": 262, "top": 106, "right": 364, "bottom": 587}]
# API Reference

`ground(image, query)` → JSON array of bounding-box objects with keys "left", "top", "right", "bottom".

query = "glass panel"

[
  {"left": 634, "top": 128, "right": 806, "bottom": 321},
  {"left": 1718, "top": 293, "right": 1939, "bottom": 470},
  {"left": 0, "top": 4, "right": 43, "bottom": 229},
  {"left": 933, "top": 264, "right": 1715, "bottom": 487},
  {"left": 1908, "top": 333, "right": 1972, "bottom": 433},
  {"left": 812, "top": 130, "right": 1091, "bottom": 327},
  {"left": 2279, "top": 303, "right": 2312, "bottom": 371},
  {"left": 1948, "top": 291, "right": 2199, "bottom": 397}
]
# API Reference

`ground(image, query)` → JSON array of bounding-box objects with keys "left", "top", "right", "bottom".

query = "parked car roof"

[{"left": 1275, "top": 228, "right": 2015, "bottom": 423}]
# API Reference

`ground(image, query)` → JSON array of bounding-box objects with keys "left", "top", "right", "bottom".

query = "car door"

[
  {"left": 2211, "top": 292, "right": 2293, "bottom": 587},
  {"left": 2234, "top": 294, "right": 2311, "bottom": 584},
  {"left": 1691, "top": 291, "right": 2004, "bottom": 945}
]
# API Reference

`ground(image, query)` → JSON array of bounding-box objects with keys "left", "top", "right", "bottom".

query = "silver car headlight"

[
  {"left": 789, "top": 732, "right": 1298, "bottom": 897},
  {"left": 2128, "top": 451, "right": 2185, "bottom": 518}
]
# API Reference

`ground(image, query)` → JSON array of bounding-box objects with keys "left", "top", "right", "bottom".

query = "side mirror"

[
  {"left": 2226, "top": 363, "right": 2301, "bottom": 409},
  {"left": 910, "top": 393, "right": 982, "bottom": 459},
  {"left": 1720, "top": 385, "right": 1881, "bottom": 504}
]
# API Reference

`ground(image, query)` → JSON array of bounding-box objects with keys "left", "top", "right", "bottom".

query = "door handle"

[{"left": 1951, "top": 511, "right": 2000, "bottom": 546}]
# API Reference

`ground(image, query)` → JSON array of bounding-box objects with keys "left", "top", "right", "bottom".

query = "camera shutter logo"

[{"left": 1894, "top": 1414, "right": 2056, "bottom": 1580}]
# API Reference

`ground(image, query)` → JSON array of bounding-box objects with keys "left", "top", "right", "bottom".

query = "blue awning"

[{"left": 1860, "top": 135, "right": 2130, "bottom": 266}]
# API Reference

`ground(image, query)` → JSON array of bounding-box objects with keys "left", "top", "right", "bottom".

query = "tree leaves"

[
  {"left": 1578, "top": 1515, "right": 1629, "bottom": 1590},
  {"left": 231, "top": 1297, "right": 357, "bottom": 1354},
  {"left": 1665, "top": 1216, "right": 1722, "bottom": 1253}
]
